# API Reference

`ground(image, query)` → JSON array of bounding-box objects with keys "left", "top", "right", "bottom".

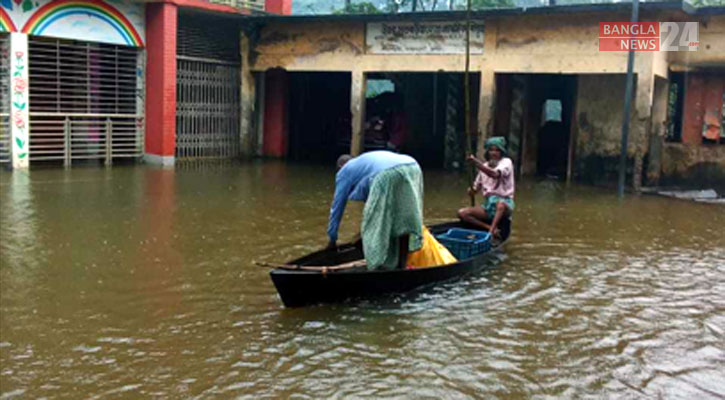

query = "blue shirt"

[{"left": 327, "top": 151, "right": 417, "bottom": 243}]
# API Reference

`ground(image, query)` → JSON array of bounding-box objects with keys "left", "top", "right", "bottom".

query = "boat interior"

[{"left": 291, "top": 218, "right": 511, "bottom": 269}]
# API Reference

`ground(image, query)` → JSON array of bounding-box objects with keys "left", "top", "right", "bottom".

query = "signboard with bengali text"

[{"left": 366, "top": 21, "right": 484, "bottom": 55}]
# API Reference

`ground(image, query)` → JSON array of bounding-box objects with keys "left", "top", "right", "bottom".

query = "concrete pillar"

[
  {"left": 566, "top": 77, "right": 580, "bottom": 184},
  {"left": 507, "top": 75, "right": 526, "bottom": 172},
  {"left": 240, "top": 32, "right": 256, "bottom": 157},
  {"left": 350, "top": 70, "right": 366, "bottom": 156},
  {"left": 646, "top": 77, "right": 669, "bottom": 185},
  {"left": 263, "top": 69, "right": 289, "bottom": 157},
  {"left": 520, "top": 77, "right": 541, "bottom": 177},
  {"left": 255, "top": 72, "right": 266, "bottom": 156},
  {"left": 635, "top": 68, "right": 655, "bottom": 152},
  {"left": 9, "top": 33, "right": 29, "bottom": 169},
  {"left": 476, "top": 68, "right": 495, "bottom": 158},
  {"left": 633, "top": 69, "right": 655, "bottom": 191},
  {"left": 144, "top": 2, "right": 177, "bottom": 166}
]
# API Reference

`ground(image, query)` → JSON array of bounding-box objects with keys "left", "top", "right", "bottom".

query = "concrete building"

[
  {"left": 1, "top": 0, "right": 723, "bottom": 190},
  {"left": 0, "top": 0, "right": 289, "bottom": 168},
  {"left": 243, "top": 1, "right": 725, "bottom": 188}
]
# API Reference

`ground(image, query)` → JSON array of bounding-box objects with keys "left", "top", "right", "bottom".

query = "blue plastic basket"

[{"left": 435, "top": 228, "right": 492, "bottom": 260}]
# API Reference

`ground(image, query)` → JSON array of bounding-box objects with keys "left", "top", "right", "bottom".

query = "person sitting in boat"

[
  {"left": 457, "top": 136, "right": 515, "bottom": 240},
  {"left": 327, "top": 151, "right": 425, "bottom": 271}
]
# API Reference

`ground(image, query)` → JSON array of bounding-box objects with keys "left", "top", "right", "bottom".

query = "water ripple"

[{"left": 2, "top": 166, "right": 724, "bottom": 398}]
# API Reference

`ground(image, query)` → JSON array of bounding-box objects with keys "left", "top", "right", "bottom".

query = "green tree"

[
  {"left": 456, "top": 0, "right": 514, "bottom": 9},
  {"left": 383, "top": 0, "right": 412, "bottom": 13},
  {"left": 333, "top": 1, "right": 384, "bottom": 13}
]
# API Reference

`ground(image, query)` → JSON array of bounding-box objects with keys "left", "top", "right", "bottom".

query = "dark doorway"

[
  {"left": 537, "top": 97, "right": 568, "bottom": 177},
  {"left": 533, "top": 76, "right": 577, "bottom": 178},
  {"left": 364, "top": 72, "right": 479, "bottom": 169},
  {"left": 495, "top": 74, "right": 577, "bottom": 179},
  {"left": 287, "top": 72, "right": 351, "bottom": 163},
  {"left": 285, "top": 71, "right": 480, "bottom": 168}
]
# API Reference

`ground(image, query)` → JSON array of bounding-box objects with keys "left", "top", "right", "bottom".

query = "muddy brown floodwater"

[{"left": 1, "top": 161, "right": 724, "bottom": 398}]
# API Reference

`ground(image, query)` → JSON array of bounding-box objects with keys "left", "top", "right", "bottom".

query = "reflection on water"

[{"left": 1, "top": 162, "right": 724, "bottom": 398}]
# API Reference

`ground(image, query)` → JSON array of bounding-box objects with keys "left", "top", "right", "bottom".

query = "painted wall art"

[{"left": 0, "top": 0, "right": 144, "bottom": 47}]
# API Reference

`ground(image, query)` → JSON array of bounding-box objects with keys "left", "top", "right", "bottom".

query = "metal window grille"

[
  {"left": 176, "top": 13, "right": 241, "bottom": 160},
  {"left": 177, "top": 12, "right": 240, "bottom": 62},
  {"left": 176, "top": 59, "right": 241, "bottom": 159},
  {"left": 205, "top": 0, "right": 264, "bottom": 13},
  {"left": 0, "top": 34, "right": 9, "bottom": 165},
  {"left": 28, "top": 37, "right": 143, "bottom": 165}
]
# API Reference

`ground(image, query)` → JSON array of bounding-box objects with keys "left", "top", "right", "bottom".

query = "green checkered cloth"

[{"left": 362, "top": 163, "right": 424, "bottom": 270}]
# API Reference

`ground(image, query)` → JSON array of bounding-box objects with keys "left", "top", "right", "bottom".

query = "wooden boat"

[{"left": 269, "top": 219, "right": 511, "bottom": 307}]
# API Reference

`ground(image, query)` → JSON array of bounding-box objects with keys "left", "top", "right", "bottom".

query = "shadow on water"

[{"left": 1, "top": 161, "right": 724, "bottom": 398}]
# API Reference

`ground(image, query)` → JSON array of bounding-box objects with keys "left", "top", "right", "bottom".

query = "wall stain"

[
  {"left": 496, "top": 37, "right": 538, "bottom": 48},
  {"left": 316, "top": 36, "right": 362, "bottom": 55},
  {"left": 258, "top": 31, "right": 300, "bottom": 46}
]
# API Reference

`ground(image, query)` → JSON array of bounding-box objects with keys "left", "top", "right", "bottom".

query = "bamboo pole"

[
  {"left": 254, "top": 259, "right": 367, "bottom": 273},
  {"left": 464, "top": 0, "right": 475, "bottom": 206}
]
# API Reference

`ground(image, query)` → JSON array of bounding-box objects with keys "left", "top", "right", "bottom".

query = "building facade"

[
  {"left": 2, "top": 1, "right": 723, "bottom": 189},
  {"left": 242, "top": 2, "right": 725, "bottom": 188},
  {"left": 0, "top": 0, "right": 147, "bottom": 168},
  {"left": 0, "top": 0, "right": 289, "bottom": 169}
]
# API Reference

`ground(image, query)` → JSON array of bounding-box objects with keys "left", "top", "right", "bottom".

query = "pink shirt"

[{"left": 474, "top": 157, "right": 515, "bottom": 199}]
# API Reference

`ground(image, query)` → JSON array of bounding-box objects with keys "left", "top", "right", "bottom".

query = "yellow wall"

[
  {"left": 245, "top": 10, "right": 725, "bottom": 185},
  {"left": 669, "top": 15, "right": 725, "bottom": 69},
  {"left": 250, "top": 12, "right": 725, "bottom": 74}
]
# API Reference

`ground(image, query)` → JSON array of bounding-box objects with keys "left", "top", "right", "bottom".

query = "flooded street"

[{"left": 1, "top": 162, "right": 724, "bottom": 398}]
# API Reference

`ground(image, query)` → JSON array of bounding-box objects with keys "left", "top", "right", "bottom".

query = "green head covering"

[{"left": 484, "top": 136, "right": 507, "bottom": 157}]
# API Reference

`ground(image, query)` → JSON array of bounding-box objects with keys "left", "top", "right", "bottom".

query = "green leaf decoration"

[
  {"left": 15, "top": 138, "right": 24, "bottom": 148},
  {"left": 18, "top": 153, "right": 27, "bottom": 159}
]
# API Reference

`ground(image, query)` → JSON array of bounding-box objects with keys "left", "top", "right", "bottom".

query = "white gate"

[{"left": 28, "top": 37, "right": 143, "bottom": 165}]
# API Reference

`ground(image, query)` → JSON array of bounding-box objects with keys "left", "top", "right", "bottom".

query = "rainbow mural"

[
  {"left": 0, "top": 7, "right": 17, "bottom": 32},
  {"left": 21, "top": 0, "right": 143, "bottom": 47}
]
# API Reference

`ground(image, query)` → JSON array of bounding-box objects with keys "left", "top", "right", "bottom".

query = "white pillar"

[
  {"left": 240, "top": 32, "right": 256, "bottom": 157},
  {"left": 255, "top": 71, "right": 266, "bottom": 156},
  {"left": 350, "top": 70, "right": 366, "bottom": 156},
  {"left": 9, "top": 33, "right": 29, "bottom": 169}
]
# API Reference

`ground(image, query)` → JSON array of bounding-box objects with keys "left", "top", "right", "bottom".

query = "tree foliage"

[
  {"left": 334, "top": 1, "right": 383, "bottom": 14},
  {"left": 468, "top": 0, "right": 515, "bottom": 9}
]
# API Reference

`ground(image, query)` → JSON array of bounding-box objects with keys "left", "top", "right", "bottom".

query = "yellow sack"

[{"left": 406, "top": 227, "right": 458, "bottom": 268}]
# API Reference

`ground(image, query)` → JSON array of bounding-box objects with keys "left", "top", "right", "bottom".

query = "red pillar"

[
  {"left": 263, "top": 70, "right": 289, "bottom": 158},
  {"left": 145, "top": 3, "right": 177, "bottom": 165},
  {"left": 265, "top": 0, "right": 292, "bottom": 15}
]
